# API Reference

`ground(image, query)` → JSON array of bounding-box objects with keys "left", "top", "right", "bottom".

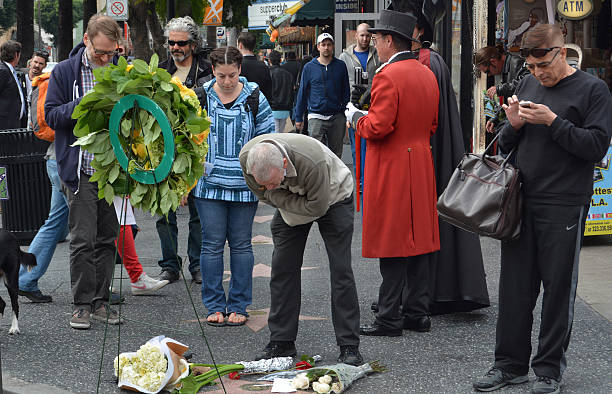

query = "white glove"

[{"left": 344, "top": 102, "right": 360, "bottom": 122}]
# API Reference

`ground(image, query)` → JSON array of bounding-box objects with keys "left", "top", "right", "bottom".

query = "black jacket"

[
  {"left": 0, "top": 62, "right": 27, "bottom": 129},
  {"left": 268, "top": 65, "right": 294, "bottom": 111},
  {"left": 280, "top": 60, "right": 300, "bottom": 90},
  {"left": 240, "top": 55, "right": 272, "bottom": 100},
  {"left": 496, "top": 53, "right": 529, "bottom": 98},
  {"left": 159, "top": 51, "right": 213, "bottom": 105}
]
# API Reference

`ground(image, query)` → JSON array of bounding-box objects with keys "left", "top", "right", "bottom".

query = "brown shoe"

[
  {"left": 91, "top": 304, "right": 124, "bottom": 325},
  {"left": 70, "top": 308, "right": 91, "bottom": 329}
]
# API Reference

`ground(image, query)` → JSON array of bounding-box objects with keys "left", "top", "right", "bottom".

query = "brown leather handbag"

[{"left": 437, "top": 135, "right": 522, "bottom": 240}]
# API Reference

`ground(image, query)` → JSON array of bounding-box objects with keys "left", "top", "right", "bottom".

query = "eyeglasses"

[
  {"left": 519, "top": 46, "right": 560, "bottom": 59},
  {"left": 90, "top": 40, "right": 119, "bottom": 57},
  {"left": 524, "top": 49, "right": 560, "bottom": 71},
  {"left": 371, "top": 35, "right": 388, "bottom": 46},
  {"left": 167, "top": 40, "right": 191, "bottom": 47}
]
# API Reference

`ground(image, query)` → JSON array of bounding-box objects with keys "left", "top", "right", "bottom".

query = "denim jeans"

[
  {"left": 19, "top": 159, "right": 69, "bottom": 292},
  {"left": 156, "top": 192, "right": 201, "bottom": 274},
  {"left": 194, "top": 198, "right": 258, "bottom": 316}
]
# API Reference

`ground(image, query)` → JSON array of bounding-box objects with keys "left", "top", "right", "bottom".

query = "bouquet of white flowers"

[
  {"left": 290, "top": 361, "right": 385, "bottom": 393},
  {"left": 114, "top": 336, "right": 189, "bottom": 393}
]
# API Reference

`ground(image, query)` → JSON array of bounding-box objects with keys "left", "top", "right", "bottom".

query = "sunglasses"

[
  {"left": 519, "top": 46, "right": 560, "bottom": 59},
  {"left": 524, "top": 49, "right": 561, "bottom": 71},
  {"left": 167, "top": 40, "right": 191, "bottom": 47}
]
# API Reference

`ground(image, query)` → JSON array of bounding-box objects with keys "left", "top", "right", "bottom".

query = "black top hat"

[{"left": 368, "top": 10, "right": 419, "bottom": 43}]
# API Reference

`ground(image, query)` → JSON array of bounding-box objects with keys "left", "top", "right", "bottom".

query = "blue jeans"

[
  {"left": 156, "top": 192, "right": 201, "bottom": 274},
  {"left": 19, "top": 159, "right": 69, "bottom": 292},
  {"left": 194, "top": 198, "right": 258, "bottom": 316}
]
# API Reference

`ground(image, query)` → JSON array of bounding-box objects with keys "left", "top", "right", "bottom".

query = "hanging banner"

[
  {"left": 585, "top": 146, "right": 612, "bottom": 236},
  {"left": 204, "top": 0, "right": 223, "bottom": 25}
]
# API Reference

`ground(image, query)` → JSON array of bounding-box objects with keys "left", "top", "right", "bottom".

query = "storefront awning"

[{"left": 294, "top": 0, "right": 334, "bottom": 25}]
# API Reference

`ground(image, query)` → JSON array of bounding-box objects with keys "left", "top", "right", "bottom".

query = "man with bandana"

[{"left": 156, "top": 16, "right": 213, "bottom": 285}]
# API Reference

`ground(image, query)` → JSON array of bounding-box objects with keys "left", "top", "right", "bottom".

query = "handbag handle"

[{"left": 481, "top": 132, "right": 516, "bottom": 170}]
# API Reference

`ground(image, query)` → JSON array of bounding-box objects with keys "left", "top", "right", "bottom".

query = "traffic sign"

[
  {"left": 216, "top": 27, "right": 226, "bottom": 40},
  {"left": 107, "top": 0, "right": 129, "bottom": 21}
]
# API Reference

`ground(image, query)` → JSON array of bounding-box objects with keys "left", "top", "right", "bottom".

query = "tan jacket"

[{"left": 239, "top": 134, "right": 353, "bottom": 226}]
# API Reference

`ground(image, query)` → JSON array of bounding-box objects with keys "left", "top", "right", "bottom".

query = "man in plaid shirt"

[{"left": 45, "top": 14, "right": 123, "bottom": 330}]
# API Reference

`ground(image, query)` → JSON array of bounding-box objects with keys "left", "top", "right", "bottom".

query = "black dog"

[{"left": 0, "top": 229, "right": 37, "bottom": 334}]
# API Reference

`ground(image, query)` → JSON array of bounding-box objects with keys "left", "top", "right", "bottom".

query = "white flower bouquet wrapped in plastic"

[
  {"left": 114, "top": 336, "right": 190, "bottom": 393},
  {"left": 291, "top": 361, "right": 386, "bottom": 393}
]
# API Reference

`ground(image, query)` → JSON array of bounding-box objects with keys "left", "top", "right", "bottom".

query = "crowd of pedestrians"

[{"left": 2, "top": 3, "right": 611, "bottom": 392}]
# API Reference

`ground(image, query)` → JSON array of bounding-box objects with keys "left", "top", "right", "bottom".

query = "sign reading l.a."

[{"left": 106, "top": 0, "right": 129, "bottom": 21}]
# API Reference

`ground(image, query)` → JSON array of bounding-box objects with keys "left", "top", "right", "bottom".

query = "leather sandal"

[
  {"left": 206, "top": 312, "right": 225, "bottom": 327},
  {"left": 226, "top": 312, "right": 247, "bottom": 326}
]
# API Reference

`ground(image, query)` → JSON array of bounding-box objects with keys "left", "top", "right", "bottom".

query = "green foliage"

[
  {"left": 223, "top": 0, "right": 252, "bottom": 29},
  {"left": 0, "top": 0, "right": 17, "bottom": 32},
  {"left": 36, "top": 0, "right": 83, "bottom": 45},
  {"left": 155, "top": 0, "right": 207, "bottom": 24},
  {"left": 71, "top": 54, "right": 211, "bottom": 216}
]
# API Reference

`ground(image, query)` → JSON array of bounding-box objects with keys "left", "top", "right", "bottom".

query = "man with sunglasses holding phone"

[
  {"left": 473, "top": 25, "right": 612, "bottom": 394},
  {"left": 45, "top": 14, "right": 124, "bottom": 330},
  {"left": 155, "top": 16, "right": 212, "bottom": 285}
]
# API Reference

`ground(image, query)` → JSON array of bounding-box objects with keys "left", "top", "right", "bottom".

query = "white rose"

[
  {"left": 312, "top": 382, "right": 331, "bottom": 393},
  {"left": 318, "top": 375, "right": 333, "bottom": 385},
  {"left": 331, "top": 381, "right": 343, "bottom": 393},
  {"left": 291, "top": 375, "right": 310, "bottom": 390}
]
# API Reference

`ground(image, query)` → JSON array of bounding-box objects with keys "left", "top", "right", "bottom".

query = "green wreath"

[{"left": 71, "top": 54, "right": 210, "bottom": 216}]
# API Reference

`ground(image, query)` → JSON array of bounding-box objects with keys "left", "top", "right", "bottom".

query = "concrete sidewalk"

[{"left": 1, "top": 146, "right": 610, "bottom": 393}]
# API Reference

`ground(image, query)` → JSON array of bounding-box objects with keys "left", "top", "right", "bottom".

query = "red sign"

[{"left": 110, "top": 1, "right": 124, "bottom": 16}]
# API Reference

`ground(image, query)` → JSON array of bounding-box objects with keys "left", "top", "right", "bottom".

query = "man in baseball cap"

[
  {"left": 317, "top": 33, "right": 334, "bottom": 44},
  {"left": 294, "top": 32, "right": 349, "bottom": 158}
]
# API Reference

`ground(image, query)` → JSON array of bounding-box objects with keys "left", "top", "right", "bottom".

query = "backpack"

[
  {"left": 202, "top": 87, "right": 260, "bottom": 128},
  {"left": 30, "top": 73, "right": 54, "bottom": 142}
]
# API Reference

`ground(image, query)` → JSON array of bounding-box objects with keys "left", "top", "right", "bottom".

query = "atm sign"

[{"left": 557, "top": 0, "right": 593, "bottom": 20}]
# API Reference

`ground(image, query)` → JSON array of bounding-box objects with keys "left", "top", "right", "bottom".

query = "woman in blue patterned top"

[{"left": 193, "top": 46, "right": 275, "bottom": 326}]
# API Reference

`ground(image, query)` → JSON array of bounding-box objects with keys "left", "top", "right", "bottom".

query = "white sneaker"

[{"left": 131, "top": 273, "right": 170, "bottom": 295}]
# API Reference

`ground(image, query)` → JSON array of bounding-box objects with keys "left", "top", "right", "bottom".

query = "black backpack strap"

[
  {"left": 202, "top": 87, "right": 260, "bottom": 128},
  {"left": 245, "top": 87, "right": 260, "bottom": 128}
]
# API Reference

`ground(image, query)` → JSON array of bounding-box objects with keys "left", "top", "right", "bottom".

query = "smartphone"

[{"left": 519, "top": 101, "right": 533, "bottom": 108}]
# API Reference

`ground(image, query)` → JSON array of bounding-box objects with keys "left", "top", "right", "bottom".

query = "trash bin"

[{"left": 0, "top": 128, "right": 51, "bottom": 245}]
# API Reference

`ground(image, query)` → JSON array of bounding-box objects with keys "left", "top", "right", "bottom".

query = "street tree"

[
  {"left": 16, "top": 0, "right": 34, "bottom": 67},
  {"left": 58, "top": 0, "right": 72, "bottom": 60},
  {"left": 36, "top": 0, "right": 83, "bottom": 45},
  {"left": 0, "top": 0, "right": 17, "bottom": 34},
  {"left": 83, "top": 0, "right": 96, "bottom": 30}
]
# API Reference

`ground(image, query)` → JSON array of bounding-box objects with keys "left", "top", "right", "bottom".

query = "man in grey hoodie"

[{"left": 338, "top": 23, "right": 379, "bottom": 189}]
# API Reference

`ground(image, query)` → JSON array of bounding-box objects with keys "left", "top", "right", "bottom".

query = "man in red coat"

[{"left": 347, "top": 10, "right": 440, "bottom": 336}]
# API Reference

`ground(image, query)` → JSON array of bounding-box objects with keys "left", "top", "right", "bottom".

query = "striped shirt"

[
  {"left": 80, "top": 51, "right": 96, "bottom": 175},
  {"left": 193, "top": 78, "right": 275, "bottom": 202}
]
